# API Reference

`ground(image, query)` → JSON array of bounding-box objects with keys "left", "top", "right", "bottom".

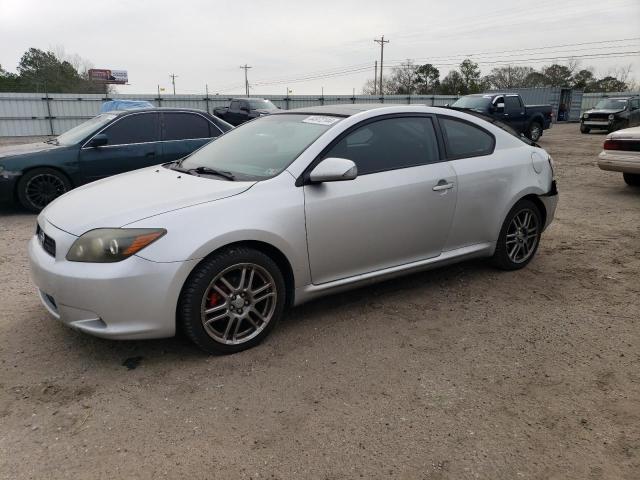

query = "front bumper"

[
  {"left": 28, "top": 220, "right": 198, "bottom": 339},
  {"left": 0, "top": 174, "right": 18, "bottom": 204},
  {"left": 597, "top": 151, "right": 640, "bottom": 174},
  {"left": 539, "top": 180, "right": 558, "bottom": 231},
  {"left": 582, "top": 120, "right": 611, "bottom": 130}
]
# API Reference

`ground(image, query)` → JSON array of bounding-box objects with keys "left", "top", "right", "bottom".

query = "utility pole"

[
  {"left": 374, "top": 35, "right": 389, "bottom": 95},
  {"left": 374, "top": 60, "right": 378, "bottom": 95},
  {"left": 240, "top": 64, "right": 252, "bottom": 97},
  {"left": 169, "top": 73, "right": 178, "bottom": 95}
]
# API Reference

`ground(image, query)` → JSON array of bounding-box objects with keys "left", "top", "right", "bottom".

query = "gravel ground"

[{"left": 0, "top": 124, "right": 638, "bottom": 480}]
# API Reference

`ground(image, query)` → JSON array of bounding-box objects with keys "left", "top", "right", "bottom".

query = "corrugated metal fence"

[{"left": 1, "top": 89, "right": 636, "bottom": 136}]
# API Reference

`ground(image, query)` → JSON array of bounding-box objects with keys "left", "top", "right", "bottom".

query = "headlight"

[
  {"left": 66, "top": 228, "right": 166, "bottom": 263},
  {"left": 608, "top": 114, "right": 614, "bottom": 121},
  {"left": 583, "top": 113, "right": 589, "bottom": 119}
]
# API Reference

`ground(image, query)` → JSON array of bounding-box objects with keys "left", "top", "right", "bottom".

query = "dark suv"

[
  {"left": 0, "top": 108, "right": 232, "bottom": 212},
  {"left": 581, "top": 96, "right": 640, "bottom": 133}
]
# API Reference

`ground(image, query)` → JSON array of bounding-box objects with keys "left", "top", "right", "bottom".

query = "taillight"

[{"left": 604, "top": 139, "right": 640, "bottom": 152}]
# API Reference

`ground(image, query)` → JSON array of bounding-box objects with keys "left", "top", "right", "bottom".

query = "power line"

[{"left": 210, "top": 36, "right": 640, "bottom": 92}]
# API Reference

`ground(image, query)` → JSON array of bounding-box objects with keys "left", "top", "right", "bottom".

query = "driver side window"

[
  {"left": 323, "top": 116, "right": 440, "bottom": 175},
  {"left": 494, "top": 97, "right": 505, "bottom": 114}
]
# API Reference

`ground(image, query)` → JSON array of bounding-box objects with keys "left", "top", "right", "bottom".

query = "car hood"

[
  {"left": 42, "top": 166, "right": 256, "bottom": 235},
  {"left": 586, "top": 109, "right": 624, "bottom": 115},
  {"left": 0, "top": 142, "right": 63, "bottom": 160}
]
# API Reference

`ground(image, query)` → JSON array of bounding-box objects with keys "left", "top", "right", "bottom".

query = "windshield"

[
  {"left": 248, "top": 99, "right": 278, "bottom": 110},
  {"left": 56, "top": 114, "right": 117, "bottom": 146},
  {"left": 451, "top": 96, "right": 492, "bottom": 111},
  {"left": 594, "top": 99, "right": 628, "bottom": 110},
  {"left": 178, "top": 114, "right": 341, "bottom": 180}
]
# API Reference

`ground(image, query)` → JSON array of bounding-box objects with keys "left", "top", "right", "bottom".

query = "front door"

[
  {"left": 79, "top": 112, "right": 160, "bottom": 182},
  {"left": 504, "top": 95, "right": 526, "bottom": 132},
  {"left": 303, "top": 115, "right": 457, "bottom": 284}
]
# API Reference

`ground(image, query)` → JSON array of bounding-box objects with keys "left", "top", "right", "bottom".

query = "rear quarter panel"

[{"left": 445, "top": 138, "right": 551, "bottom": 252}]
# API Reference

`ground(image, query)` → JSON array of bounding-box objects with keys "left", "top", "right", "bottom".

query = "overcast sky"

[{"left": 1, "top": 0, "right": 639, "bottom": 95}]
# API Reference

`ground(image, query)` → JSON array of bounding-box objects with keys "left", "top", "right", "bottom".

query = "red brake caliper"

[{"left": 207, "top": 291, "right": 222, "bottom": 308}]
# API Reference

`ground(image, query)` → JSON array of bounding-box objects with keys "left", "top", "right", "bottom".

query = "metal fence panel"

[{"left": 3, "top": 89, "right": 635, "bottom": 136}]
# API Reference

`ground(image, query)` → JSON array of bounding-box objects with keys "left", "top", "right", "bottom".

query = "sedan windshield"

[
  {"left": 594, "top": 99, "right": 628, "bottom": 110},
  {"left": 248, "top": 99, "right": 278, "bottom": 110},
  {"left": 55, "top": 114, "right": 117, "bottom": 146},
  {"left": 451, "top": 96, "right": 492, "bottom": 111},
  {"left": 178, "top": 114, "right": 341, "bottom": 180}
]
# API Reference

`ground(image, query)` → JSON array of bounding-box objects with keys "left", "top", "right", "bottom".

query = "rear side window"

[
  {"left": 103, "top": 113, "right": 159, "bottom": 145},
  {"left": 323, "top": 116, "right": 440, "bottom": 175},
  {"left": 163, "top": 113, "right": 213, "bottom": 141},
  {"left": 439, "top": 117, "right": 494, "bottom": 159}
]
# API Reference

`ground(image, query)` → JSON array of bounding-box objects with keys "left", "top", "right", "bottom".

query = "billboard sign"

[{"left": 88, "top": 69, "right": 128, "bottom": 84}]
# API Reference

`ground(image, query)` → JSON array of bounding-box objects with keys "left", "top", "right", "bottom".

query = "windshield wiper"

[{"left": 190, "top": 166, "right": 236, "bottom": 181}]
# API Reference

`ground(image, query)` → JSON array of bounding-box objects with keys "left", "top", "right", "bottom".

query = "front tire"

[
  {"left": 527, "top": 122, "right": 543, "bottom": 142},
  {"left": 623, "top": 173, "right": 640, "bottom": 186},
  {"left": 17, "top": 168, "right": 71, "bottom": 213},
  {"left": 178, "top": 246, "right": 286, "bottom": 354},
  {"left": 580, "top": 124, "right": 590, "bottom": 134},
  {"left": 492, "top": 199, "right": 543, "bottom": 271}
]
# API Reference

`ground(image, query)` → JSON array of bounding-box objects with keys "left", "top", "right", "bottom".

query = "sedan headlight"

[
  {"left": 583, "top": 113, "right": 589, "bottom": 119},
  {"left": 66, "top": 228, "right": 166, "bottom": 263},
  {"left": 608, "top": 114, "right": 614, "bottom": 121}
]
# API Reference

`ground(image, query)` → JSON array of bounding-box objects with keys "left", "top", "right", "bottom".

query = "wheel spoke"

[
  {"left": 204, "top": 311, "right": 229, "bottom": 326},
  {"left": 252, "top": 283, "right": 271, "bottom": 296},
  {"left": 238, "top": 267, "right": 247, "bottom": 290},
  {"left": 254, "top": 292, "right": 275, "bottom": 304},
  {"left": 213, "top": 285, "right": 229, "bottom": 298},
  {"left": 222, "top": 317, "right": 235, "bottom": 340},
  {"left": 204, "top": 303, "right": 227, "bottom": 315},
  {"left": 219, "top": 276, "right": 235, "bottom": 293}
]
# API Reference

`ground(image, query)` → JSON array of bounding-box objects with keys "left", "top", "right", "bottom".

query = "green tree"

[
  {"left": 414, "top": 63, "right": 440, "bottom": 94},
  {"left": 594, "top": 76, "right": 627, "bottom": 92},
  {"left": 459, "top": 59, "right": 483, "bottom": 93},
  {"left": 439, "top": 70, "right": 465, "bottom": 95},
  {"left": 483, "top": 66, "right": 536, "bottom": 89},
  {"left": 523, "top": 71, "right": 547, "bottom": 87},
  {"left": 571, "top": 69, "right": 596, "bottom": 91},
  {"left": 542, "top": 64, "right": 573, "bottom": 87}
]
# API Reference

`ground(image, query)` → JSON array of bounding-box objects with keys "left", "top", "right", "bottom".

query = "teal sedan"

[{"left": 0, "top": 108, "right": 232, "bottom": 212}]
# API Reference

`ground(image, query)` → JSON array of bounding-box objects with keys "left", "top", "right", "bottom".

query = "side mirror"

[
  {"left": 89, "top": 133, "right": 108, "bottom": 148},
  {"left": 489, "top": 105, "right": 496, "bottom": 113},
  {"left": 309, "top": 157, "right": 357, "bottom": 183}
]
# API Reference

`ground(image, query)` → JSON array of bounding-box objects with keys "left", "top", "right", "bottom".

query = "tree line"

[
  {"left": 363, "top": 59, "right": 636, "bottom": 96},
  {"left": 0, "top": 47, "right": 112, "bottom": 93}
]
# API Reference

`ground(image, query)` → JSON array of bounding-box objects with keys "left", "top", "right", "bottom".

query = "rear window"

[
  {"left": 439, "top": 117, "right": 495, "bottom": 158},
  {"left": 163, "top": 112, "right": 213, "bottom": 140}
]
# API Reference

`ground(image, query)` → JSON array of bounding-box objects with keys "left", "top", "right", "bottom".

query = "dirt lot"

[{"left": 0, "top": 124, "right": 638, "bottom": 479}]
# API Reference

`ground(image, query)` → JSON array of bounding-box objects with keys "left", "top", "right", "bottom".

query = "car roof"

[
  {"left": 107, "top": 107, "right": 211, "bottom": 116},
  {"left": 278, "top": 103, "right": 408, "bottom": 117}
]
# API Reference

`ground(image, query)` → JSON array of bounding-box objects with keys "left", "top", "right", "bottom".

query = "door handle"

[
  {"left": 433, "top": 180, "right": 454, "bottom": 191},
  {"left": 145, "top": 152, "right": 155, "bottom": 157}
]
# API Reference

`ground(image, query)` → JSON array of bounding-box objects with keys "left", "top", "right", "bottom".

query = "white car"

[
  {"left": 597, "top": 126, "right": 640, "bottom": 186},
  {"left": 29, "top": 105, "right": 558, "bottom": 354}
]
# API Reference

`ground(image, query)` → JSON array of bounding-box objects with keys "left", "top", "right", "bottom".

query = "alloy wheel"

[
  {"left": 505, "top": 208, "right": 540, "bottom": 264},
  {"left": 25, "top": 173, "right": 67, "bottom": 210},
  {"left": 200, "top": 263, "right": 277, "bottom": 345}
]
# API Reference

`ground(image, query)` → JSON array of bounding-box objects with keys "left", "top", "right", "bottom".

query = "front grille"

[
  {"left": 587, "top": 113, "right": 610, "bottom": 120},
  {"left": 36, "top": 224, "right": 56, "bottom": 258}
]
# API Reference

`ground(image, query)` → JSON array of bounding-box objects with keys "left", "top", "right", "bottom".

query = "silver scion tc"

[{"left": 29, "top": 105, "right": 558, "bottom": 354}]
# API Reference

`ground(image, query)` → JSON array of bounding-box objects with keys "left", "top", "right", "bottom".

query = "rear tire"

[
  {"left": 178, "top": 246, "right": 286, "bottom": 355},
  {"left": 623, "top": 173, "right": 640, "bottom": 186},
  {"left": 492, "top": 199, "right": 543, "bottom": 271},
  {"left": 527, "top": 122, "right": 543, "bottom": 142},
  {"left": 580, "top": 124, "right": 590, "bottom": 134},
  {"left": 17, "top": 168, "right": 72, "bottom": 213}
]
